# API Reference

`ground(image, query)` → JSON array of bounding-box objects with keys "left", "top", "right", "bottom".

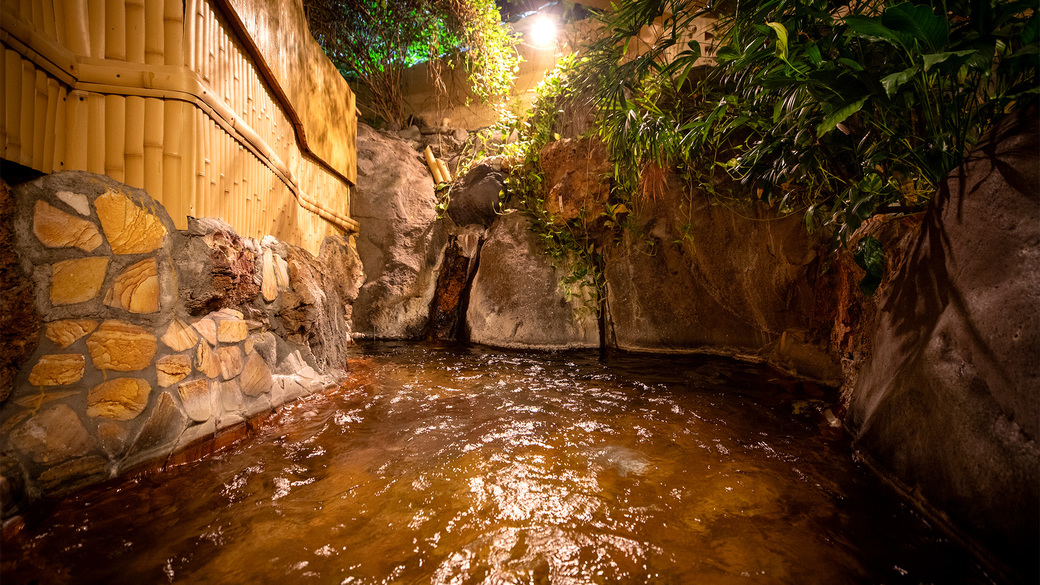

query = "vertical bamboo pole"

[
  {"left": 209, "top": 121, "right": 219, "bottom": 219},
  {"left": 87, "top": 92, "right": 104, "bottom": 173},
  {"left": 87, "top": 0, "right": 104, "bottom": 58},
  {"left": 18, "top": 60, "right": 34, "bottom": 167},
  {"left": 0, "top": 47, "right": 8, "bottom": 160},
  {"left": 124, "top": 94, "right": 145, "bottom": 188},
  {"left": 41, "top": 0, "right": 57, "bottom": 41},
  {"left": 144, "top": 0, "right": 164, "bottom": 65},
  {"left": 126, "top": 0, "right": 145, "bottom": 63},
  {"left": 163, "top": 100, "right": 187, "bottom": 227},
  {"left": 194, "top": 109, "right": 206, "bottom": 218},
  {"left": 65, "top": 90, "right": 87, "bottom": 170},
  {"left": 53, "top": 85, "right": 66, "bottom": 172},
  {"left": 163, "top": 0, "right": 181, "bottom": 67},
  {"left": 104, "top": 94, "right": 125, "bottom": 181},
  {"left": 54, "top": 0, "right": 66, "bottom": 47},
  {"left": 32, "top": 69, "right": 48, "bottom": 169},
  {"left": 205, "top": 2, "right": 214, "bottom": 83},
  {"left": 143, "top": 96, "right": 163, "bottom": 197},
  {"left": 183, "top": 104, "right": 197, "bottom": 220},
  {"left": 104, "top": 0, "right": 125, "bottom": 61},
  {"left": 64, "top": 0, "right": 90, "bottom": 57}
]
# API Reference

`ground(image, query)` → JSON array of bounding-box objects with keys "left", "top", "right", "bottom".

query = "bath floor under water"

[{"left": 3, "top": 342, "right": 993, "bottom": 584}]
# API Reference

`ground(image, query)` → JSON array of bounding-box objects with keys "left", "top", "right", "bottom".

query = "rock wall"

[
  {"left": 466, "top": 213, "right": 599, "bottom": 349},
  {"left": 846, "top": 109, "right": 1039, "bottom": 582},
  {"left": 351, "top": 124, "right": 446, "bottom": 339},
  {"left": 0, "top": 172, "right": 360, "bottom": 510}
]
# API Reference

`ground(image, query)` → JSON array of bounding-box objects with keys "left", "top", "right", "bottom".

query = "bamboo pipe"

[
  {"left": 437, "top": 158, "right": 451, "bottom": 183},
  {"left": 424, "top": 145, "right": 443, "bottom": 183}
]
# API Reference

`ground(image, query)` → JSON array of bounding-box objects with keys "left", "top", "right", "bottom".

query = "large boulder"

[
  {"left": 604, "top": 176, "right": 838, "bottom": 383},
  {"left": 447, "top": 161, "right": 505, "bottom": 228},
  {"left": 848, "top": 108, "right": 1039, "bottom": 582},
  {"left": 351, "top": 123, "right": 446, "bottom": 338},
  {"left": 465, "top": 212, "right": 599, "bottom": 349},
  {"left": 540, "top": 137, "right": 611, "bottom": 224}
]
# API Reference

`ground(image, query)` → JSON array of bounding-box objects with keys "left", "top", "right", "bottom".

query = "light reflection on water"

[{"left": 4, "top": 342, "right": 992, "bottom": 584}]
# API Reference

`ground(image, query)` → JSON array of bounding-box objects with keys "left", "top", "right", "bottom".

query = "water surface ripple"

[{"left": 4, "top": 342, "right": 992, "bottom": 584}]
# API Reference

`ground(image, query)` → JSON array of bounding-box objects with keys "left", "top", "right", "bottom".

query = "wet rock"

[
  {"left": 603, "top": 173, "right": 833, "bottom": 381},
  {"left": 86, "top": 320, "right": 157, "bottom": 372},
  {"left": 35, "top": 455, "right": 109, "bottom": 495},
  {"left": 447, "top": 162, "right": 505, "bottom": 228},
  {"left": 104, "top": 258, "right": 160, "bottom": 314},
  {"left": 86, "top": 378, "right": 151, "bottom": 420},
  {"left": 351, "top": 123, "right": 446, "bottom": 339},
  {"left": 177, "top": 379, "right": 214, "bottom": 422},
  {"left": 125, "top": 391, "right": 187, "bottom": 464},
  {"left": 32, "top": 200, "right": 102, "bottom": 252},
  {"left": 848, "top": 107, "right": 1040, "bottom": 580},
  {"left": 96, "top": 421, "right": 130, "bottom": 458},
  {"left": 0, "top": 452, "right": 27, "bottom": 518},
  {"left": 94, "top": 188, "right": 166, "bottom": 254},
  {"left": 27, "top": 354, "right": 85, "bottom": 386},
  {"left": 8, "top": 404, "right": 95, "bottom": 464},
  {"left": 466, "top": 212, "right": 599, "bottom": 349},
  {"left": 429, "top": 236, "right": 474, "bottom": 340},
  {"left": 44, "top": 319, "right": 97, "bottom": 349},
  {"left": 50, "top": 257, "right": 109, "bottom": 305}
]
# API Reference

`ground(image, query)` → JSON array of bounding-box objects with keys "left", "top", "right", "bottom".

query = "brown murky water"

[{"left": 4, "top": 342, "right": 993, "bottom": 584}]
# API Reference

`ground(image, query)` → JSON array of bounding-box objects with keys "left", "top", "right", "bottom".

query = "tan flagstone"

[
  {"left": 162, "top": 318, "right": 198, "bottom": 351},
  {"left": 86, "top": 320, "right": 157, "bottom": 372},
  {"left": 50, "top": 257, "right": 109, "bottom": 305},
  {"left": 104, "top": 258, "right": 160, "bottom": 313},
  {"left": 192, "top": 318, "right": 217, "bottom": 346},
  {"left": 262, "top": 247, "right": 277, "bottom": 301},
  {"left": 44, "top": 319, "right": 98, "bottom": 349},
  {"left": 156, "top": 354, "right": 192, "bottom": 387},
  {"left": 218, "top": 346, "right": 243, "bottom": 380},
  {"left": 28, "top": 354, "right": 85, "bottom": 386},
  {"left": 177, "top": 379, "right": 213, "bottom": 422},
  {"left": 217, "top": 319, "right": 248, "bottom": 343},
  {"left": 196, "top": 341, "right": 220, "bottom": 378},
  {"left": 33, "top": 201, "right": 103, "bottom": 252},
  {"left": 94, "top": 189, "right": 166, "bottom": 254},
  {"left": 240, "top": 351, "right": 274, "bottom": 397},
  {"left": 86, "top": 377, "right": 150, "bottom": 420}
]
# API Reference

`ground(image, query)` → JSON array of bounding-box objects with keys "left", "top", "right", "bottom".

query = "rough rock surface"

[
  {"left": 847, "top": 109, "right": 1040, "bottom": 582},
  {"left": 604, "top": 177, "right": 838, "bottom": 383},
  {"left": 466, "top": 213, "right": 599, "bottom": 349},
  {"left": 351, "top": 123, "right": 446, "bottom": 338},
  {"left": 0, "top": 180, "right": 39, "bottom": 402},
  {"left": 175, "top": 217, "right": 261, "bottom": 315},
  {"left": 317, "top": 235, "right": 366, "bottom": 332},
  {"left": 1, "top": 172, "right": 350, "bottom": 506},
  {"left": 447, "top": 162, "right": 505, "bottom": 228},
  {"left": 540, "top": 137, "right": 611, "bottom": 224},
  {"left": 275, "top": 244, "right": 353, "bottom": 373}
]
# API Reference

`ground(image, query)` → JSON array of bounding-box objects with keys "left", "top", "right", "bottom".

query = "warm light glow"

[{"left": 529, "top": 16, "right": 557, "bottom": 48}]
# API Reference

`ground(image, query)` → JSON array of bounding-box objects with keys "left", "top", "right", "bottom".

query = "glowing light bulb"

[{"left": 529, "top": 16, "right": 557, "bottom": 48}]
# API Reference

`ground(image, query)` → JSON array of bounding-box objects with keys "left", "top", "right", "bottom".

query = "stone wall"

[{"left": 0, "top": 172, "right": 362, "bottom": 512}]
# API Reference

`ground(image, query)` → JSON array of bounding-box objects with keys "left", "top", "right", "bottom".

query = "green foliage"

[
  {"left": 853, "top": 235, "right": 885, "bottom": 297},
  {"left": 497, "top": 55, "right": 605, "bottom": 315},
  {"left": 577, "top": 0, "right": 1039, "bottom": 245},
  {"left": 304, "top": 0, "right": 520, "bottom": 124}
]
